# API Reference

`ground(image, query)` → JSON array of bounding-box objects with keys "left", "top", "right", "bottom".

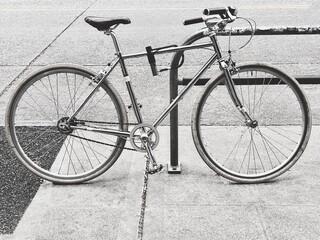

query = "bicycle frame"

[{"left": 69, "top": 29, "right": 248, "bottom": 138}]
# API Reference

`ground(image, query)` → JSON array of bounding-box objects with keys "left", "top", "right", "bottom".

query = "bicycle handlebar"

[{"left": 183, "top": 6, "right": 237, "bottom": 26}]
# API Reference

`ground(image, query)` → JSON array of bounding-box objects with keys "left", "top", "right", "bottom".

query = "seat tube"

[
  {"left": 109, "top": 31, "right": 144, "bottom": 123},
  {"left": 110, "top": 31, "right": 128, "bottom": 77}
]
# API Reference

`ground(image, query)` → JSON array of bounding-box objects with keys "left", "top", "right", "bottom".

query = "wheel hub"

[
  {"left": 57, "top": 117, "right": 74, "bottom": 134},
  {"left": 246, "top": 119, "right": 258, "bottom": 128}
]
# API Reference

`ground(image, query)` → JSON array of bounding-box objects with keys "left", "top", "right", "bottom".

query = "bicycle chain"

[
  {"left": 137, "top": 155, "right": 150, "bottom": 239},
  {"left": 69, "top": 119, "right": 139, "bottom": 152}
]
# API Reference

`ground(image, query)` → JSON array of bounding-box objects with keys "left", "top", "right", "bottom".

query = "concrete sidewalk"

[{"left": 1, "top": 126, "right": 320, "bottom": 240}]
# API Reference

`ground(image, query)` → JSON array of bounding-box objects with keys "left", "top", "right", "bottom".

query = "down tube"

[{"left": 152, "top": 53, "right": 218, "bottom": 128}]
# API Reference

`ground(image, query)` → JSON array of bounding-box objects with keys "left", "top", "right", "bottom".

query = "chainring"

[{"left": 129, "top": 124, "right": 160, "bottom": 152}]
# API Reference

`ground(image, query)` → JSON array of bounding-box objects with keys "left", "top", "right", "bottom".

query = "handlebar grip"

[
  {"left": 203, "top": 7, "right": 227, "bottom": 16},
  {"left": 203, "top": 6, "right": 238, "bottom": 19},
  {"left": 183, "top": 17, "right": 203, "bottom": 25}
]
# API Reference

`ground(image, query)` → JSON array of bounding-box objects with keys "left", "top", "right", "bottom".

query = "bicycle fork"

[
  {"left": 210, "top": 34, "right": 257, "bottom": 128},
  {"left": 221, "top": 63, "right": 257, "bottom": 127}
]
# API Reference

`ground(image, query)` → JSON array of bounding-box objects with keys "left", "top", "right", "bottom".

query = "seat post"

[{"left": 106, "top": 30, "right": 129, "bottom": 77}]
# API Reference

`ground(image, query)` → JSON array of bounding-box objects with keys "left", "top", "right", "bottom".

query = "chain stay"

[
  {"left": 69, "top": 119, "right": 138, "bottom": 151},
  {"left": 75, "top": 119, "right": 139, "bottom": 126},
  {"left": 69, "top": 133, "right": 137, "bottom": 151}
]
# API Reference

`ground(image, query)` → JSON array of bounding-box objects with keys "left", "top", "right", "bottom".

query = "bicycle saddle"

[{"left": 85, "top": 16, "right": 131, "bottom": 31}]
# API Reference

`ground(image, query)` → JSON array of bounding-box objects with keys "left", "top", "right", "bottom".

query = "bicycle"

[{"left": 5, "top": 6, "right": 312, "bottom": 184}]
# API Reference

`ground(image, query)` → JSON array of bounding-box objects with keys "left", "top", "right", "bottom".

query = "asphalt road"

[{"left": 0, "top": 0, "right": 319, "bottom": 236}]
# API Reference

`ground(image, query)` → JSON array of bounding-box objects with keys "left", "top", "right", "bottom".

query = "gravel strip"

[{"left": 0, "top": 126, "right": 64, "bottom": 234}]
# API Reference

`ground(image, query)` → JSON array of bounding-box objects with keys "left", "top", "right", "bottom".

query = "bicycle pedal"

[{"left": 148, "top": 164, "right": 164, "bottom": 174}]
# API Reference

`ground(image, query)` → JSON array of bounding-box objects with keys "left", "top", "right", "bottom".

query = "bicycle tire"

[
  {"left": 192, "top": 62, "right": 311, "bottom": 183},
  {"left": 5, "top": 64, "right": 128, "bottom": 184}
]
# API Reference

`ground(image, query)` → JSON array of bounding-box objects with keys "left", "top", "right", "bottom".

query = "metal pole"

[
  {"left": 168, "top": 71, "right": 181, "bottom": 173},
  {"left": 167, "top": 30, "right": 207, "bottom": 174},
  {"left": 168, "top": 52, "right": 181, "bottom": 173}
]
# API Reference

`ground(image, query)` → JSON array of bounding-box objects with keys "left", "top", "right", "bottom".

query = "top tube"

[{"left": 122, "top": 40, "right": 213, "bottom": 60}]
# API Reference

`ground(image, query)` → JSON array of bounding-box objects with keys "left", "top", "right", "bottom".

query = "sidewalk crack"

[{"left": 0, "top": 0, "right": 98, "bottom": 98}]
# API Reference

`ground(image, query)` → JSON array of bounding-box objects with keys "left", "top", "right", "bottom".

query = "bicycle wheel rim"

[
  {"left": 193, "top": 63, "right": 310, "bottom": 182},
  {"left": 6, "top": 65, "right": 127, "bottom": 183}
]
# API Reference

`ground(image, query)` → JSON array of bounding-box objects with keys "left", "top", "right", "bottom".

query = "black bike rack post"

[
  {"left": 167, "top": 26, "right": 320, "bottom": 174},
  {"left": 167, "top": 48, "right": 183, "bottom": 174}
]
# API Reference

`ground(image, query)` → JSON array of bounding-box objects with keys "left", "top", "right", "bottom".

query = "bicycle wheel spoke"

[
  {"left": 77, "top": 134, "right": 95, "bottom": 170},
  {"left": 238, "top": 133, "right": 252, "bottom": 173},
  {"left": 58, "top": 137, "right": 70, "bottom": 174},
  {"left": 258, "top": 128, "right": 275, "bottom": 169},
  {"left": 81, "top": 92, "right": 109, "bottom": 119},
  {"left": 17, "top": 126, "right": 57, "bottom": 151},
  {"left": 250, "top": 129, "right": 266, "bottom": 173},
  {"left": 66, "top": 73, "right": 75, "bottom": 112},
  {"left": 258, "top": 85, "right": 290, "bottom": 121},
  {"left": 72, "top": 133, "right": 114, "bottom": 160},
  {"left": 207, "top": 93, "right": 245, "bottom": 124},
  {"left": 38, "top": 78, "right": 62, "bottom": 114},
  {"left": 20, "top": 131, "right": 66, "bottom": 169},
  {"left": 264, "top": 126, "right": 299, "bottom": 145},
  {"left": 47, "top": 75, "right": 60, "bottom": 117},
  {"left": 34, "top": 77, "right": 70, "bottom": 117},
  {"left": 256, "top": 127, "right": 294, "bottom": 153},
  {"left": 223, "top": 127, "right": 248, "bottom": 167},
  {"left": 76, "top": 130, "right": 101, "bottom": 168},
  {"left": 252, "top": 76, "right": 273, "bottom": 119},
  {"left": 255, "top": 127, "right": 286, "bottom": 160},
  {"left": 63, "top": 76, "right": 96, "bottom": 115},
  {"left": 257, "top": 130, "right": 282, "bottom": 165},
  {"left": 67, "top": 137, "right": 79, "bottom": 174},
  {"left": 20, "top": 91, "right": 56, "bottom": 124}
]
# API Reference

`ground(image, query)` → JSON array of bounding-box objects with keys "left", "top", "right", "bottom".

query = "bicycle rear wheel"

[
  {"left": 192, "top": 63, "right": 311, "bottom": 183},
  {"left": 5, "top": 64, "right": 128, "bottom": 184}
]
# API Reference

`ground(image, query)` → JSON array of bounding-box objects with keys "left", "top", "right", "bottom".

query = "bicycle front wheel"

[
  {"left": 5, "top": 64, "right": 128, "bottom": 184},
  {"left": 192, "top": 63, "right": 311, "bottom": 183}
]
